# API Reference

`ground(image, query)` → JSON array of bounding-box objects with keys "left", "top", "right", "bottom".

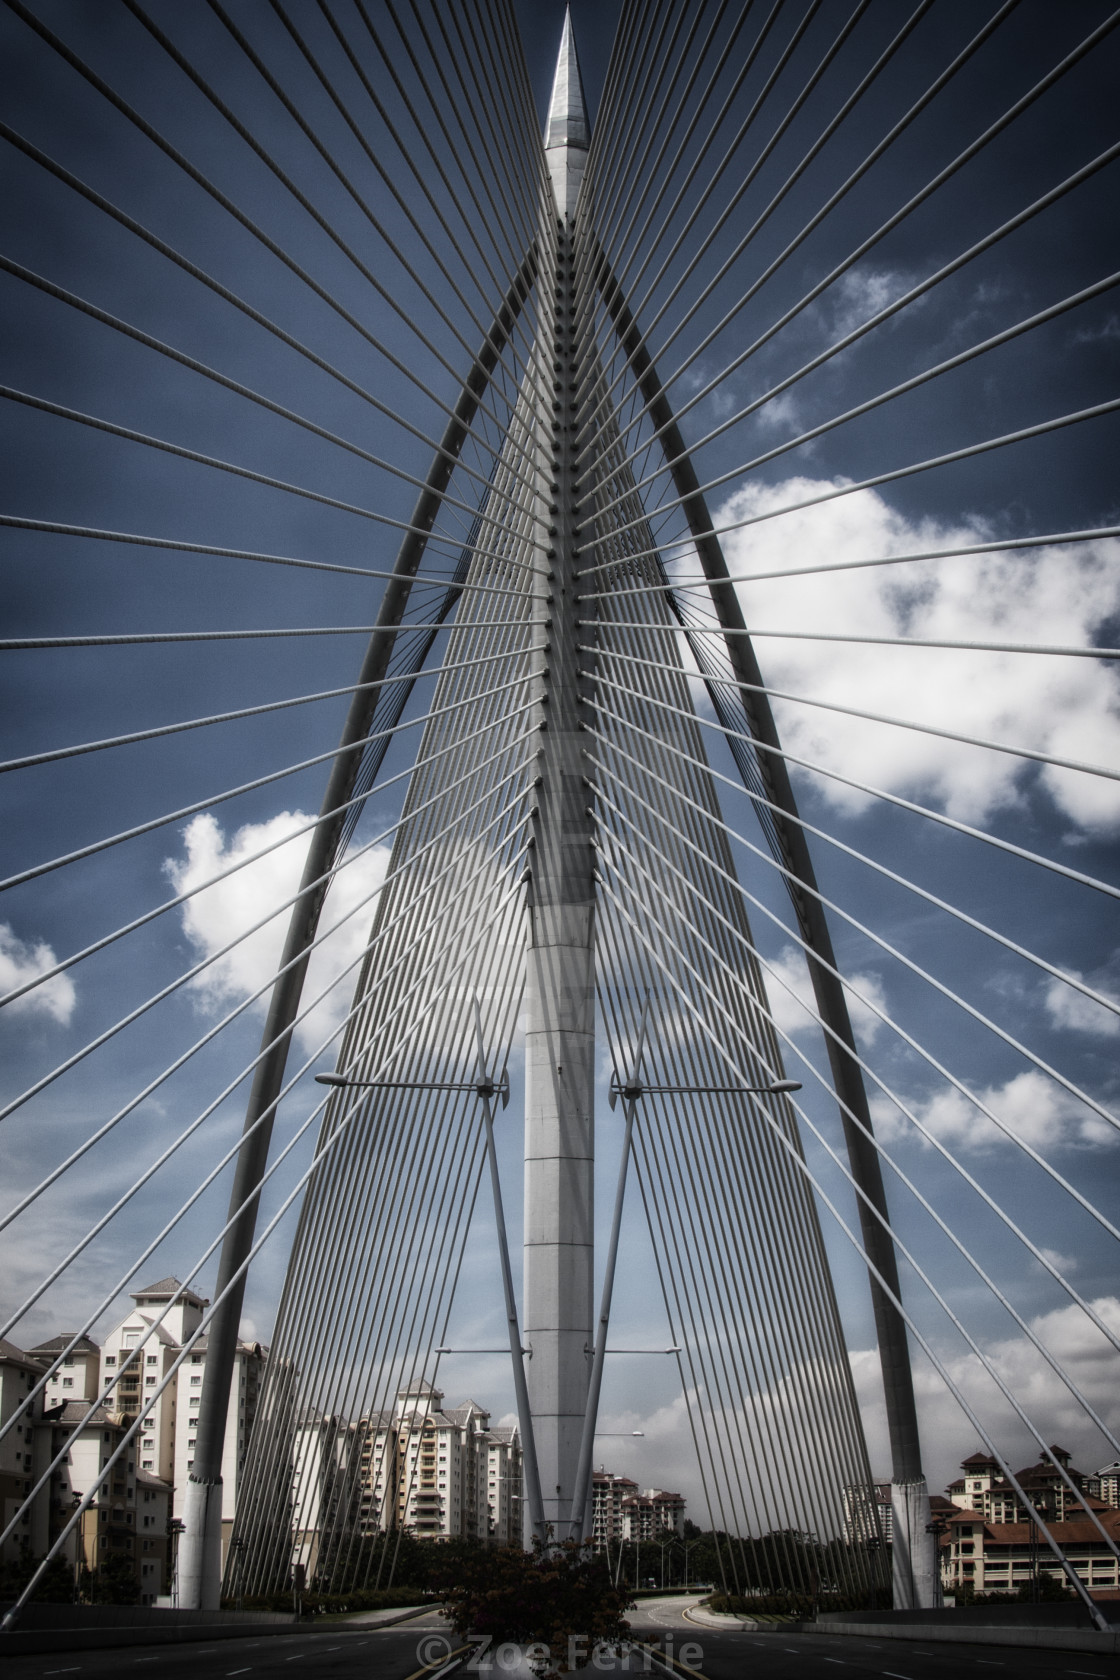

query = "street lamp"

[
  {"left": 926, "top": 1515, "right": 950, "bottom": 1606},
  {"left": 608, "top": 1076, "right": 801, "bottom": 1108},
  {"left": 168, "top": 1517, "right": 185, "bottom": 1608}
]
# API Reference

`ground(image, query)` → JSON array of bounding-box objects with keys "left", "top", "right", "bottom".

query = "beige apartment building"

[
  {"left": 590, "top": 1470, "right": 685, "bottom": 1545},
  {"left": 98, "top": 1277, "right": 264, "bottom": 1570},
  {"left": 2, "top": 1334, "right": 172, "bottom": 1604},
  {"left": 360, "top": 1382, "right": 522, "bottom": 1543},
  {"left": 941, "top": 1446, "right": 1120, "bottom": 1597}
]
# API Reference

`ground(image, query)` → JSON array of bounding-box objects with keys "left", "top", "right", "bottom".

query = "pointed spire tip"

[{"left": 545, "top": 6, "right": 589, "bottom": 217}]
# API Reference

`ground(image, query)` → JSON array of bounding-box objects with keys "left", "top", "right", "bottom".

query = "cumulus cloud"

[
  {"left": 871, "top": 1067, "right": 1110, "bottom": 1153},
  {"left": 164, "top": 812, "right": 390, "bottom": 1056},
  {"left": 0, "top": 921, "right": 76, "bottom": 1025},
  {"left": 852, "top": 1296, "right": 1120, "bottom": 1494},
  {"left": 761, "top": 942, "right": 888, "bottom": 1047},
  {"left": 831, "top": 267, "right": 914, "bottom": 336},
  {"left": 1044, "top": 969, "right": 1120, "bottom": 1037},
  {"left": 713, "top": 476, "right": 1120, "bottom": 830}
]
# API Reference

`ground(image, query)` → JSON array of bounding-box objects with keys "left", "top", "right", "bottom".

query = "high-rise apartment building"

[{"left": 98, "top": 1278, "right": 265, "bottom": 1569}]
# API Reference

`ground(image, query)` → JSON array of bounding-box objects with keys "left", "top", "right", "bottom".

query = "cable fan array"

[{"left": 0, "top": 0, "right": 1118, "bottom": 1624}]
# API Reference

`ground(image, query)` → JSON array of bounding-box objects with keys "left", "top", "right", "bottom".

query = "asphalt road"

[
  {"left": 629, "top": 1595, "right": 1118, "bottom": 1679},
  {"left": 1, "top": 1599, "right": 1115, "bottom": 1680}
]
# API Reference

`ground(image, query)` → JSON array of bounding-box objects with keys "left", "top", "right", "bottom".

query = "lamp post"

[
  {"left": 925, "top": 1516, "right": 949, "bottom": 1606},
  {"left": 867, "top": 1533, "right": 882, "bottom": 1612},
  {"left": 168, "top": 1517, "right": 184, "bottom": 1608}
]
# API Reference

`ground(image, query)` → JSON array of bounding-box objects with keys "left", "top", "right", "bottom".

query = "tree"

[
  {"left": 0, "top": 1545, "right": 75, "bottom": 1604},
  {"left": 83, "top": 1552, "right": 140, "bottom": 1605},
  {"left": 433, "top": 1536, "right": 633, "bottom": 1675}
]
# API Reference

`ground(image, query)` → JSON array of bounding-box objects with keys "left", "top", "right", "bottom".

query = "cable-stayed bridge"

[{"left": 1, "top": 0, "right": 1118, "bottom": 1633}]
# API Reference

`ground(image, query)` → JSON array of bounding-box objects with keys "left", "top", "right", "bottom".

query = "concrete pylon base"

[
  {"left": 891, "top": 1477, "right": 939, "bottom": 1609},
  {"left": 178, "top": 1475, "right": 224, "bottom": 1610}
]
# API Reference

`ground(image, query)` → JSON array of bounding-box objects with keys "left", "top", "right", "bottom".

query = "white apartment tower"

[{"left": 99, "top": 1278, "right": 264, "bottom": 1568}]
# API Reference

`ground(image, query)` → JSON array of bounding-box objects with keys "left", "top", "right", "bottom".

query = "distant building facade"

[
  {"left": 621, "top": 1488, "right": 686, "bottom": 1540},
  {"left": 2, "top": 1333, "right": 173, "bottom": 1606},
  {"left": 590, "top": 1470, "right": 685, "bottom": 1545},
  {"left": 842, "top": 1480, "right": 893, "bottom": 1545},
  {"left": 98, "top": 1277, "right": 265, "bottom": 1569},
  {"left": 3, "top": 1278, "right": 262, "bottom": 1596},
  {"left": 940, "top": 1446, "right": 1120, "bottom": 1597},
  {"left": 591, "top": 1471, "right": 637, "bottom": 1544},
  {"left": 358, "top": 1382, "right": 522, "bottom": 1545}
]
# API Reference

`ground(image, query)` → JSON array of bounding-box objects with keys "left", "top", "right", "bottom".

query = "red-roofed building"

[{"left": 939, "top": 1503, "right": 1120, "bottom": 1597}]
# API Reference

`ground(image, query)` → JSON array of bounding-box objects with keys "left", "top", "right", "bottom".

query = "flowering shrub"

[{"left": 432, "top": 1535, "right": 633, "bottom": 1673}]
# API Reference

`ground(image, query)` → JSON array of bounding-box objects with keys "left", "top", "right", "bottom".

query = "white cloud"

[
  {"left": 0, "top": 921, "right": 76, "bottom": 1025},
  {"left": 1072, "top": 314, "right": 1120, "bottom": 345},
  {"left": 1044, "top": 969, "right": 1120, "bottom": 1037},
  {"left": 762, "top": 942, "right": 887, "bottom": 1047},
  {"left": 831, "top": 267, "right": 913, "bottom": 336},
  {"left": 717, "top": 476, "right": 1120, "bottom": 830},
  {"left": 871, "top": 1067, "right": 1111, "bottom": 1153},
  {"left": 752, "top": 390, "right": 802, "bottom": 436},
  {"left": 164, "top": 812, "right": 390, "bottom": 1056},
  {"left": 852, "top": 1296, "right": 1120, "bottom": 1495}
]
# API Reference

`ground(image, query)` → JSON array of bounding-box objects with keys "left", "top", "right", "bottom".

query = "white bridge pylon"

[{"left": 189, "top": 12, "right": 930, "bottom": 1613}]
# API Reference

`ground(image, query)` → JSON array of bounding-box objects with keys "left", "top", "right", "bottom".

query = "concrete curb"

[
  {"left": 682, "top": 1606, "right": 773, "bottom": 1631},
  {"left": 335, "top": 1603, "right": 440, "bottom": 1627},
  {"left": 807, "top": 1617, "right": 1120, "bottom": 1655}
]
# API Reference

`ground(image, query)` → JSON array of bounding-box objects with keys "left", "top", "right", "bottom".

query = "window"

[
  {"left": 188, "top": 1438, "right": 196, "bottom": 1448},
  {"left": 146, "top": 1355, "right": 157, "bottom": 1365},
  {"left": 142, "top": 1460, "right": 153, "bottom": 1470},
  {"left": 145, "top": 1377, "right": 156, "bottom": 1386},
  {"left": 62, "top": 1378, "right": 73, "bottom": 1388},
  {"left": 189, "top": 1376, "right": 201, "bottom": 1387},
  {"left": 105, "top": 1356, "right": 116, "bottom": 1366},
  {"left": 191, "top": 1354, "right": 203, "bottom": 1364},
  {"left": 123, "top": 1331, "right": 140, "bottom": 1347},
  {"left": 63, "top": 1356, "right": 74, "bottom": 1367}
]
